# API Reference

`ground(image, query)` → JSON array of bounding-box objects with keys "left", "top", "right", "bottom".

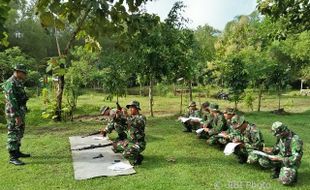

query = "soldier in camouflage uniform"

[
  {"left": 181, "top": 101, "right": 201, "bottom": 132},
  {"left": 100, "top": 106, "right": 128, "bottom": 143},
  {"left": 216, "top": 108, "right": 236, "bottom": 145},
  {"left": 1, "top": 64, "right": 30, "bottom": 165},
  {"left": 258, "top": 122, "right": 303, "bottom": 185},
  {"left": 230, "top": 115, "right": 264, "bottom": 164},
  {"left": 197, "top": 102, "right": 212, "bottom": 139},
  {"left": 203, "top": 104, "right": 227, "bottom": 146},
  {"left": 113, "top": 101, "right": 146, "bottom": 165}
]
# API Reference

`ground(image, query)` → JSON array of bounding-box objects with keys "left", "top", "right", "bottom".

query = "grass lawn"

[{"left": 0, "top": 91, "right": 309, "bottom": 190}]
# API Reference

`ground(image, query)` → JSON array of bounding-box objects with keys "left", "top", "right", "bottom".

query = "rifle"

[
  {"left": 71, "top": 143, "right": 113, "bottom": 151},
  {"left": 116, "top": 101, "right": 122, "bottom": 111},
  {"left": 81, "top": 130, "right": 102, "bottom": 138}
]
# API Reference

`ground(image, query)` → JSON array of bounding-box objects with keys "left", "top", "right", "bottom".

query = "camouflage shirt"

[
  {"left": 184, "top": 109, "right": 201, "bottom": 118},
  {"left": 105, "top": 109, "right": 128, "bottom": 134},
  {"left": 128, "top": 114, "right": 146, "bottom": 142},
  {"left": 208, "top": 113, "right": 227, "bottom": 136},
  {"left": 240, "top": 123, "right": 264, "bottom": 150},
  {"left": 273, "top": 131, "right": 303, "bottom": 168},
  {"left": 1, "top": 75, "right": 28, "bottom": 118}
]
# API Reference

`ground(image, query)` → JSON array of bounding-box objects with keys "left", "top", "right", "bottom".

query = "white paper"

[
  {"left": 196, "top": 128, "right": 204, "bottom": 134},
  {"left": 108, "top": 162, "right": 134, "bottom": 171},
  {"left": 189, "top": 117, "right": 202, "bottom": 122},
  {"left": 179, "top": 117, "right": 191, "bottom": 123},
  {"left": 224, "top": 142, "right": 241, "bottom": 156},
  {"left": 252, "top": 150, "right": 277, "bottom": 159}
]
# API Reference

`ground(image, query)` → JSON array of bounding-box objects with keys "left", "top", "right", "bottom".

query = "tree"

[
  {"left": 257, "top": 0, "right": 310, "bottom": 33},
  {"left": 222, "top": 56, "right": 248, "bottom": 109},
  {"left": 0, "top": 0, "right": 10, "bottom": 46},
  {"left": 36, "top": 0, "right": 150, "bottom": 121}
]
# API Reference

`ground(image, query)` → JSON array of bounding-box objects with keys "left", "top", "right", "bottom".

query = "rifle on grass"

[{"left": 71, "top": 143, "right": 113, "bottom": 151}]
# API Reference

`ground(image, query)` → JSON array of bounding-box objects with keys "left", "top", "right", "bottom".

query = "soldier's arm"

[
  {"left": 209, "top": 116, "right": 225, "bottom": 135},
  {"left": 105, "top": 121, "right": 115, "bottom": 134},
  {"left": 283, "top": 136, "right": 303, "bottom": 167},
  {"left": 4, "top": 82, "right": 21, "bottom": 117},
  {"left": 245, "top": 130, "right": 263, "bottom": 150}
]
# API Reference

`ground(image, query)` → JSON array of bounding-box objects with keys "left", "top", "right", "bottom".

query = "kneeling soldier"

[{"left": 259, "top": 122, "right": 303, "bottom": 186}]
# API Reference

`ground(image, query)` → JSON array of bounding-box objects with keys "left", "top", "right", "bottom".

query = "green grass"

[{"left": 0, "top": 91, "right": 309, "bottom": 190}]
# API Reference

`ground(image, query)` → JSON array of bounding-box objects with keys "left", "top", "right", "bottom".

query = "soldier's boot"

[
  {"left": 271, "top": 167, "right": 280, "bottom": 179},
  {"left": 133, "top": 154, "right": 144, "bottom": 165},
  {"left": 9, "top": 151, "right": 25, "bottom": 166},
  {"left": 237, "top": 155, "right": 248, "bottom": 164},
  {"left": 17, "top": 148, "right": 31, "bottom": 158},
  {"left": 182, "top": 123, "right": 192, "bottom": 132}
]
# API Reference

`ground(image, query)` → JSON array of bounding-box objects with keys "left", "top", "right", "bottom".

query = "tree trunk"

[
  {"left": 55, "top": 75, "right": 65, "bottom": 121},
  {"left": 139, "top": 81, "right": 143, "bottom": 96},
  {"left": 173, "top": 83, "right": 177, "bottom": 96},
  {"left": 234, "top": 101, "right": 238, "bottom": 110},
  {"left": 257, "top": 85, "right": 263, "bottom": 112},
  {"left": 180, "top": 85, "right": 183, "bottom": 114},
  {"left": 188, "top": 80, "right": 193, "bottom": 102},
  {"left": 149, "top": 78, "right": 154, "bottom": 117},
  {"left": 278, "top": 88, "right": 281, "bottom": 111}
]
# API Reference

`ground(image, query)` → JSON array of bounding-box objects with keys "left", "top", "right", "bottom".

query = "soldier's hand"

[
  {"left": 263, "top": 147, "right": 273, "bottom": 154},
  {"left": 269, "top": 156, "right": 283, "bottom": 161},
  {"left": 101, "top": 130, "right": 107, "bottom": 137},
  {"left": 204, "top": 128, "right": 209, "bottom": 132},
  {"left": 15, "top": 117, "right": 22, "bottom": 126}
]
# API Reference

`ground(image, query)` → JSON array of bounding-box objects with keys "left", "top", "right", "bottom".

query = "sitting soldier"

[
  {"left": 230, "top": 115, "right": 264, "bottom": 164},
  {"left": 258, "top": 122, "right": 303, "bottom": 186},
  {"left": 181, "top": 101, "right": 201, "bottom": 132},
  {"left": 216, "top": 107, "right": 237, "bottom": 146}
]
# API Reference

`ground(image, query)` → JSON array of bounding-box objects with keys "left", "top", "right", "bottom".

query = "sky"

[{"left": 143, "top": 0, "right": 257, "bottom": 30}]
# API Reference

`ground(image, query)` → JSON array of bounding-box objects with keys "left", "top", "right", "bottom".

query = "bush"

[
  {"left": 243, "top": 88, "right": 255, "bottom": 111},
  {"left": 0, "top": 93, "right": 6, "bottom": 124}
]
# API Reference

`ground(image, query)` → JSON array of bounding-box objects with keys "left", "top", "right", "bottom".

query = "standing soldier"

[
  {"left": 2, "top": 64, "right": 30, "bottom": 165},
  {"left": 259, "top": 122, "right": 303, "bottom": 185},
  {"left": 114, "top": 101, "right": 146, "bottom": 165},
  {"left": 230, "top": 115, "right": 264, "bottom": 164}
]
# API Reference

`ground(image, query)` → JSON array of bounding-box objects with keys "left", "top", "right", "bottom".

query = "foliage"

[
  {"left": 257, "top": 0, "right": 310, "bottom": 33},
  {"left": 243, "top": 88, "right": 255, "bottom": 111},
  {"left": 222, "top": 56, "right": 248, "bottom": 109},
  {"left": 0, "top": 0, "right": 10, "bottom": 45}
]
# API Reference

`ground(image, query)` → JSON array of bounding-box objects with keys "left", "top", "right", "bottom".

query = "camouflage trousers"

[
  {"left": 6, "top": 116, "right": 25, "bottom": 151},
  {"left": 183, "top": 122, "right": 200, "bottom": 132},
  {"left": 197, "top": 130, "right": 210, "bottom": 139},
  {"left": 234, "top": 147, "right": 261, "bottom": 164},
  {"left": 258, "top": 157, "right": 298, "bottom": 185},
  {"left": 113, "top": 140, "right": 146, "bottom": 162},
  {"left": 207, "top": 135, "right": 230, "bottom": 146}
]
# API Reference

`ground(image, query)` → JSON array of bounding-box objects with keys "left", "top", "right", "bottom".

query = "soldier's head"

[
  {"left": 271, "top": 121, "right": 289, "bottom": 138},
  {"left": 126, "top": 100, "right": 141, "bottom": 115},
  {"left": 188, "top": 101, "right": 197, "bottom": 111},
  {"left": 100, "top": 106, "right": 110, "bottom": 116},
  {"left": 231, "top": 115, "right": 246, "bottom": 130},
  {"left": 13, "top": 64, "right": 27, "bottom": 81},
  {"left": 224, "top": 107, "right": 235, "bottom": 120},
  {"left": 201, "top": 101, "right": 210, "bottom": 112},
  {"left": 209, "top": 103, "right": 219, "bottom": 116}
]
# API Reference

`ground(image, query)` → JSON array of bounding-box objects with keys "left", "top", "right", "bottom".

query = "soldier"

[
  {"left": 197, "top": 102, "right": 213, "bottom": 139},
  {"left": 203, "top": 103, "right": 227, "bottom": 146},
  {"left": 216, "top": 108, "right": 237, "bottom": 145},
  {"left": 259, "top": 122, "right": 303, "bottom": 185},
  {"left": 113, "top": 101, "right": 146, "bottom": 165},
  {"left": 181, "top": 101, "right": 201, "bottom": 132},
  {"left": 100, "top": 106, "right": 128, "bottom": 143},
  {"left": 230, "top": 115, "right": 264, "bottom": 164},
  {"left": 1, "top": 64, "right": 30, "bottom": 165}
]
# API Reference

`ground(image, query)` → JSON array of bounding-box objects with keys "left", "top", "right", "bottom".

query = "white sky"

[{"left": 143, "top": 0, "right": 257, "bottom": 30}]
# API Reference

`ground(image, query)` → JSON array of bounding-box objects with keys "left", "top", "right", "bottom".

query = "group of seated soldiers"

[
  {"left": 99, "top": 100, "right": 146, "bottom": 165},
  {"left": 180, "top": 101, "right": 303, "bottom": 186}
]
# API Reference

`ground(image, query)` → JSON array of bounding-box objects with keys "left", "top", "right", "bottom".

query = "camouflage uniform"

[
  {"left": 231, "top": 115, "right": 264, "bottom": 164},
  {"left": 182, "top": 101, "right": 201, "bottom": 132},
  {"left": 259, "top": 122, "right": 303, "bottom": 185},
  {"left": 2, "top": 75, "right": 28, "bottom": 152},
  {"left": 206, "top": 104, "right": 227, "bottom": 145},
  {"left": 105, "top": 109, "right": 128, "bottom": 142},
  {"left": 123, "top": 114, "right": 146, "bottom": 162}
]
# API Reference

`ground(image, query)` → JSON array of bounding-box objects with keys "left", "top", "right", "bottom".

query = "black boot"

[
  {"left": 17, "top": 148, "right": 31, "bottom": 158},
  {"left": 133, "top": 154, "right": 144, "bottom": 165},
  {"left": 271, "top": 167, "right": 280, "bottom": 179},
  {"left": 9, "top": 151, "right": 25, "bottom": 166}
]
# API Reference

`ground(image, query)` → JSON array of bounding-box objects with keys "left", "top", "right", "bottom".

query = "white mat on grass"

[{"left": 69, "top": 135, "right": 136, "bottom": 180}]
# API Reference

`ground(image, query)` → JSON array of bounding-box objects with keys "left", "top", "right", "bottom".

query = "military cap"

[
  {"left": 201, "top": 101, "right": 210, "bottom": 108},
  {"left": 188, "top": 101, "right": 197, "bottom": 108},
  {"left": 224, "top": 107, "right": 235, "bottom": 115},
  {"left": 14, "top": 64, "right": 27, "bottom": 74},
  {"left": 100, "top": 106, "right": 110, "bottom": 114},
  {"left": 126, "top": 100, "right": 141, "bottom": 110},
  {"left": 231, "top": 115, "right": 245, "bottom": 128},
  {"left": 209, "top": 103, "right": 219, "bottom": 112},
  {"left": 271, "top": 121, "right": 288, "bottom": 136}
]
